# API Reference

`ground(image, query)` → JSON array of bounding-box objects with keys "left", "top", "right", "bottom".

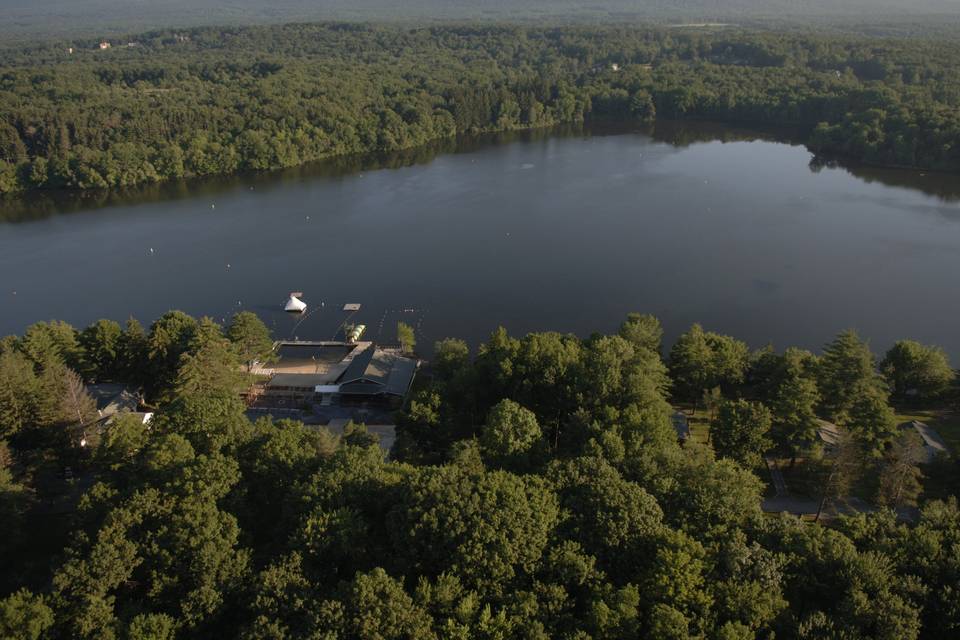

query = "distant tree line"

[
  {"left": 1, "top": 309, "right": 959, "bottom": 639},
  {"left": 1, "top": 23, "right": 959, "bottom": 195}
]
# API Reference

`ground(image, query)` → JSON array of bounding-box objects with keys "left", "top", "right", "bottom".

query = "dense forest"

[
  {"left": 2, "top": 23, "right": 960, "bottom": 196},
  {"left": 1, "top": 310, "right": 958, "bottom": 639}
]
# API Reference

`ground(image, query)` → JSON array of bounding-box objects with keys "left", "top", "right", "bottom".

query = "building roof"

[
  {"left": 386, "top": 357, "right": 418, "bottom": 396},
  {"left": 267, "top": 373, "right": 339, "bottom": 389},
  {"left": 315, "top": 385, "right": 341, "bottom": 394},
  {"left": 81, "top": 410, "right": 153, "bottom": 448},
  {"left": 816, "top": 419, "right": 842, "bottom": 448},
  {"left": 906, "top": 421, "right": 949, "bottom": 463},
  {"left": 86, "top": 384, "right": 140, "bottom": 418},
  {"left": 338, "top": 346, "right": 418, "bottom": 397},
  {"left": 339, "top": 346, "right": 379, "bottom": 384},
  {"left": 275, "top": 342, "right": 357, "bottom": 370},
  {"left": 102, "top": 411, "right": 154, "bottom": 430}
]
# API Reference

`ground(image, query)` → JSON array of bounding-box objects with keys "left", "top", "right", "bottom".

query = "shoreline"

[{"left": 3, "top": 118, "right": 958, "bottom": 223}]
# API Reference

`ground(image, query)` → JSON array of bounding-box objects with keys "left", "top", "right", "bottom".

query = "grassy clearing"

[{"left": 673, "top": 403, "right": 713, "bottom": 447}]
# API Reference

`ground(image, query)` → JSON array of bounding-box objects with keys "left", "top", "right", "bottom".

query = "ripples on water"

[{"left": 1, "top": 121, "right": 959, "bottom": 359}]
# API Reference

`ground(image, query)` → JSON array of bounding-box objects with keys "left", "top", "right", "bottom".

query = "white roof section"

[
  {"left": 284, "top": 294, "right": 307, "bottom": 312},
  {"left": 816, "top": 419, "right": 842, "bottom": 448},
  {"left": 908, "top": 421, "right": 949, "bottom": 463},
  {"left": 343, "top": 303, "right": 361, "bottom": 311},
  {"left": 315, "top": 385, "right": 341, "bottom": 393}
]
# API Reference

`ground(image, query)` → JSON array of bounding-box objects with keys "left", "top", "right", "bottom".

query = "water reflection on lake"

[{"left": 2, "top": 122, "right": 959, "bottom": 359}]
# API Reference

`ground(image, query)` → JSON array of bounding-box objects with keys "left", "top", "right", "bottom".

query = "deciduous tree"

[
  {"left": 881, "top": 340, "right": 954, "bottom": 401},
  {"left": 397, "top": 322, "right": 416, "bottom": 353},
  {"left": 711, "top": 399, "right": 773, "bottom": 469},
  {"left": 480, "top": 399, "right": 542, "bottom": 468}
]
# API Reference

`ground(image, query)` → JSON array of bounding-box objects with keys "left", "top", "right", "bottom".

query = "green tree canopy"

[
  {"left": 389, "top": 465, "right": 559, "bottom": 594},
  {"left": 78, "top": 319, "right": 123, "bottom": 381},
  {"left": 817, "top": 330, "right": 882, "bottom": 422},
  {"left": 712, "top": 399, "right": 773, "bottom": 469},
  {"left": 881, "top": 340, "right": 954, "bottom": 401},
  {"left": 480, "top": 399, "right": 542, "bottom": 468},
  {"left": 669, "top": 324, "right": 749, "bottom": 400},
  {"left": 769, "top": 348, "right": 822, "bottom": 462},
  {"left": 397, "top": 322, "right": 416, "bottom": 354},
  {"left": 226, "top": 311, "right": 274, "bottom": 371}
]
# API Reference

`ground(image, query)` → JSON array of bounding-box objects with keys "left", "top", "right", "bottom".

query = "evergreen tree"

[
  {"left": 876, "top": 429, "right": 926, "bottom": 508},
  {"left": 817, "top": 330, "right": 881, "bottom": 423},
  {"left": 78, "top": 320, "right": 123, "bottom": 381},
  {"left": 618, "top": 313, "right": 664, "bottom": 354},
  {"left": 117, "top": 318, "right": 149, "bottom": 385},
  {"left": 669, "top": 323, "right": 714, "bottom": 400},
  {"left": 0, "top": 350, "right": 39, "bottom": 439},
  {"left": 226, "top": 311, "right": 274, "bottom": 371},
  {"left": 770, "top": 349, "right": 822, "bottom": 464}
]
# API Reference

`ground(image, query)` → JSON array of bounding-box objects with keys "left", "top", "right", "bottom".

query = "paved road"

[
  {"left": 761, "top": 457, "right": 874, "bottom": 521},
  {"left": 762, "top": 494, "right": 821, "bottom": 516}
]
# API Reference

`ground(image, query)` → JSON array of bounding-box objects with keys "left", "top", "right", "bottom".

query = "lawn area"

[
  {"left": 673, "top": 404, "right": 713, "bottom": 447},
  {"left": 688, "top": 420, "right": 711, "bottom": 446}
]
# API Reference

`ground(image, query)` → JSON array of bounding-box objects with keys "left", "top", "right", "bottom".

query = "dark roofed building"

[
  {"left": 251, "top": 341, "right": 419, "bottom": 410},
  {"left": 337, "top": 346, "right": 418, "bottom": 401},
  {"left": 86, "top": 384, "right": 141, "bottom": 419}
]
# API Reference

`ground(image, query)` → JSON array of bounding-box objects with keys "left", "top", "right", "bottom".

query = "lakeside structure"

[
  {"left": 248, "top": 340, "right": 420, "bottom": 411},
  {"left": 79, "top": 384, "right": 153, "bottom": 449}
]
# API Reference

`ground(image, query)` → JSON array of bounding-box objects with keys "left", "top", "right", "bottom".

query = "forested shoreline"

[
  {"left": 1, "top": 310, "right": 959, "bottom": 638},
  {"left": 1, "top": 22, "right": 960, "bottom": 195}
]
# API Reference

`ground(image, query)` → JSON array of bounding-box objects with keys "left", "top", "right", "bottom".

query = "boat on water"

[
  {"left": 284, "top": 292, "right": 307, "bottom": 313},
  {"left": 346, "top": 324, "right": 366, "bottom": 343}
]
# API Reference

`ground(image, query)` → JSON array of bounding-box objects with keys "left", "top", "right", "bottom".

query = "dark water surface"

[{"left": 2, "top": 123, "right": 959, "bottom": 358}]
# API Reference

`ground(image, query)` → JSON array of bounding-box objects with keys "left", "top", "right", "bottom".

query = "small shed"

[{"left": 338, "top": 346, "right": 418, "bottom": 402}]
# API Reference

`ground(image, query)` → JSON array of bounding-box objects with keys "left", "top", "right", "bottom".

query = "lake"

[{"left": 2, "top": 122, "right": 959, "bottom": 359}]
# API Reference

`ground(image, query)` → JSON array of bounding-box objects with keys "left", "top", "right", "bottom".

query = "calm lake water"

[{"left": 2, "top": 123, "right": 959, "bottom": 358}]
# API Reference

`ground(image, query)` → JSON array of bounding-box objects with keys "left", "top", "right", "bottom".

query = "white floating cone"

[{"left": 284, "top": 292, "right": 307, "bottom": 313}]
